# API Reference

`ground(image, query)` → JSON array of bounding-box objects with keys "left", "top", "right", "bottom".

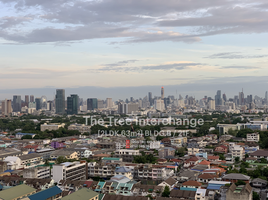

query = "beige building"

[
  {"left": 226, "top": 183, "right": 252, "bottom": 200},
  {"left": 41, "top": 123, "right": 65, "bottom": 131},
  {"left": 50, "top": 149, "right": 79, "bottom": 160},
  {"left": 52, "top": 161, "right": 87, "bottom": 183},
  {"left": 68, "top": 123, "right": 91, "bottom": 133},
  {"left": 247, "top": 132, "right": 259, "bottom": 142},
  {"left": 1, "top": 99, "right": 12, "bottom": 116}
]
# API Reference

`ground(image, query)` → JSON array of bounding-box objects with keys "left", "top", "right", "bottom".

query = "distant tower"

[
  {"left": 55, "top": 89, "right": 65, "bottom": 114},
  {"left": 161, "top": 87, "right": 164, "bottom": 99},
  {"left": 30, "top": 95, "right": 34, "bottom": 102}
]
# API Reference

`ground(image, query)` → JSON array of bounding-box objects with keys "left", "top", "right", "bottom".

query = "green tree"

[
  {"left": 235, "top": 157, "right": 240, "bottom": 162},
  {"left": 162, "top": 186, "right": 170, "bottom": 197},
  {"left": 56, "top": 156, "right": 67, "bottom": 164},
  {"left": 235, "top": 180, "right": 246, "bottom": 186},
  {"left": 253, "top": 191, "right": 260, "bottom": 200}
]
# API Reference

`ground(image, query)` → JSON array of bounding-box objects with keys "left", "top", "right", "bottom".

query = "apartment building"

[
  {"left": 88, "top": 162, "right": 116, "bottom": 178},
  {"left": 40, "top": 123, "right": 65, "bottom": 132},
  {"left": 23, "top": 166, "right": 50, "bottom": 179},
  {"left": 19, "top": 153, "right": 43, "bottom": 168},
  {"left": 158, "top": 147, "right": 175, "bottom": 159},
  {"left": 52, "top": 161, "right": 87, "bottom": 183},
  {"left": 247, "top": 132, "right": 259, "bottom": 142},
  {"left": 134, "top": 164, "right": 174, "bottom": 180},
  {"left": 231, "top": 145, "right": 245, "bottom": 160},
  {"left": 68, "top": 123, "right": 91, "bottom": 133},
  {"left": 170, "top": 137, "right": 187, "bottom": 147},
  {"left": 114, "top": 149, "right": 140, "bottom": 162}
]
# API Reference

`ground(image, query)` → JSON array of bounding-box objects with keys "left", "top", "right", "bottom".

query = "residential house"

[
  {"left": 250, "top": 150, "right": 268, "bottom": 161},
  {"left": 180, "top": 180, "right": 202, "bottom": 191},
  {"left": 161, "top": 138, "right": 171, "bottom": 146},
  {"left": 251, "top": 178, "right": 267, "bottom": 188},
  {"left": 158, "top": 177, "right": 177, "bottom": 190},
  {"left": 198, "top": 173, "right": 217, "bottom": 183},
  {"left": 214, "top": 145, "right": 228, "bottom": 153},
  {"left": 115, "top": 167, "right": 133, "bottom": 179},
  {"left": 222, "top": 173, "right": 250, "bottom": 184}
]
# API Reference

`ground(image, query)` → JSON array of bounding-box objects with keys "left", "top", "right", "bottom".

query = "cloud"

[
  {"left": 205, "top": 52, "right": 268, "bottom": 59},
  {"left": 220, "top": 66, "right": 260, "bottom": 69},
  {"left": 104, "top": 60, "right": 139, "bottom": 67},
  {"left": 1, "top": 0, "right": 268, "bottom": 44},
  {"left": 95, "top": 62, "right": 204, "bottom": 72}
]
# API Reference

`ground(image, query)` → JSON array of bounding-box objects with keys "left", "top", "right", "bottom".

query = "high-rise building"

[
  {"left": 265, "top": 91, "right": 268, "bottom": 105},
  {"left": 127, "top": 103, "right": 139, "bottom": 114},
  {"left": 148, "top": 92, "right": 152, "bottom": 106},
  {"left": 118, "top": 102, "right": 128, "bottom": 114},
  {"left": 161, "top": 87, "right": 164, "bottom": 99},
  {"left": 87, "top": 98, "right": 98, "bottom": 111},
  {"left": 67, "top": 94, "right": 79, "bottom": 115},
  {"left": 30, "top": 95, "right": 34, "bottom": 102},
  {"left": 208, "top": 99, "right": 215, "bottom": 110},
  {"left": 239, "top": 90, "right": 244, "bottom": 105},
  {"left": 25, "top": 95, "right": 29, "bottom": 106},
  {"left": 55, "top": 89, "right": 65, "bottom": 114},
  {"left": 35, "top": 98, "right": 41, "bottom": 110},
  {"left": 13, "top": 95, "right": 21, "bottom": 112},
  {"left": 97, "top": 99, "right": 104, "bottom": 109},
  {"left": 154, "top": 99, "right": 165, "bottom": 111},
  {"left": 106, "top": 98, "right": 113, "bottom": 108},
  {"left": 222, "top": 93, "right": 227, "bottom": 102},
  {"left": 215, "top": 90, "right": 222, "bottom": 106},
  {"left": 1, "top": 99, "right": 12, "bottom": 115},
  {"left": 28, "top": 102, "right": 36, "bottom": 109},
  {"left": 47, "top": 101, "right": 53, "bottom": 111}
]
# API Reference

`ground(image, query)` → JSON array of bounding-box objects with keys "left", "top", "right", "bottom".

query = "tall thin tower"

[{"left": 161, "top": 87, "right": 164, "bottom": 99}]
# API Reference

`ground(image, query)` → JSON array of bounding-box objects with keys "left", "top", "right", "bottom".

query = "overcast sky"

[{"left": 0, "top": 0, "right": 268, "bottom": 100}]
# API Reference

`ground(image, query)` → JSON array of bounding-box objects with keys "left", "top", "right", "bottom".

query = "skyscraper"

[
  {"left": 13, "top": 95, "right": 21, "bottom": 112},
  {"left": 1, "top": 99, "right": 12, "bottom": 115},
  {"left": 148, "top": 92, "right": 152, "bottom": 106},
  {"left": 67, "top": 94, "right": 79, "bottom": 115},
  {"left": 25, "top": 95, "right": 29, "bottom": 106},
  {"left": 87, "top": 98, "right": 98, "bottom": 111},
  {"left": 55, "top": 89, "right": 65, "bottom": 114},
  {"left": 215, "top": 90, "right": 222, "bottom": 106},
  {"left": 161, "top": 87, "right": 164, "bottom": 99},
  {"left": 106, "top": 98, "right": 113, "bottom": 108},
  {"left": 30, "top": 95, "right": 34, "bottom": 102},
  {"left": 239, "top": 90, "right": 244, "bottom": 105},
  {"left": 35, "top": 98, "right": 41, "bottom": 110},
  {"left": 265, "top": 91, "right": 268, "bottom": 104}
]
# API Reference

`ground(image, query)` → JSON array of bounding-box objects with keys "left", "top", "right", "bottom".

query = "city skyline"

[{"left": 1, "top": 84, "right": 268, "bottom": 102}]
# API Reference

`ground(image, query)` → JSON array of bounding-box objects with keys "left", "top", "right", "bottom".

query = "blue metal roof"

[
  {"left": 207, "top": 185, "right": 222, "bottom": 190},
  {"left": 16, "top": 132, "right": 35, "bottom": 135},
  {"left": 28, "top": 186, "right": 62, "bottom": 200}
]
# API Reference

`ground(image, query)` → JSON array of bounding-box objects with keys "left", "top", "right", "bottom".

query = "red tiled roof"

[
  {"left": 182, "top": 180, "right": 202, "bottom": 187},
  {"left": 170, "top": 159, "right": 181, "bottom": 162},
  {"left": 199, "top": 160, "right": 211, "bottom": 165},
  {"left": 198, "top": 173, "right": 217, "bottom": 179},
  {"left": 207, "top": 156, "right": 219, "bottom": 160}
]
